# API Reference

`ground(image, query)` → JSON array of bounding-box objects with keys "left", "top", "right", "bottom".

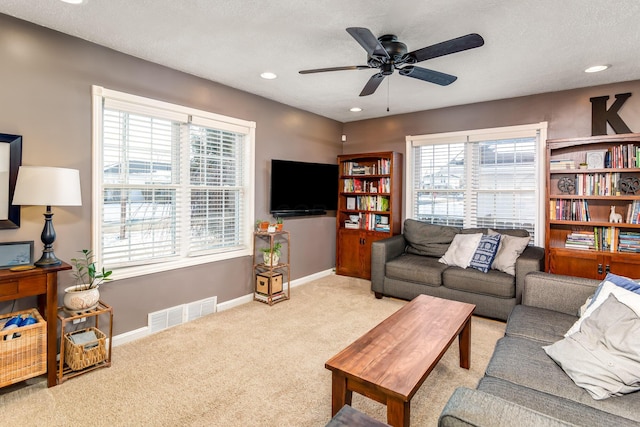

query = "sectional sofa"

[{"left": 439, "top": 272, "right": 640, "bottom": 426}]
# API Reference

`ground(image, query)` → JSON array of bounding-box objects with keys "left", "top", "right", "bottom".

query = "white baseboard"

[{"left": 111, "top": 269, "right": 335, "bottom": 347}]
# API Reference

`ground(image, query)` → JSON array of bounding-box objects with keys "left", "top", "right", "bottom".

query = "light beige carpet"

[{"left": 0, "top": 275, "right": 505, "bottom": 426}]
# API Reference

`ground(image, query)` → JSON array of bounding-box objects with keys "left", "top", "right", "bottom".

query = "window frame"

[
  {"left": 405, "top": 123, "right": 548, "bottom": 246},
  {"left": 92, "top": 86, "right": 256, "bottom": 280}
]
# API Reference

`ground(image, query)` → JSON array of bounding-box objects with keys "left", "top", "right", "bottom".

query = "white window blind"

[
  {"left": 407, "top": 123, "right": 547, "bottom": 245},
  {"left": 93, "top": 86, "right": 255, "bottom": 279}
]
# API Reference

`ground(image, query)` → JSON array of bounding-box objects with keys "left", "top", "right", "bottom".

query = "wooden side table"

[{"left": 0, "top": 263, "right": 71, "bottom": 387}]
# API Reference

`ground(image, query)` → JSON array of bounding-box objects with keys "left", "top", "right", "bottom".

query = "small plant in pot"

[
  {"left": 260, "top": 242, "right": 282, "bottom": 266},
  {"left": 63, "top": 249, "right": 112, "bottom": 312}
]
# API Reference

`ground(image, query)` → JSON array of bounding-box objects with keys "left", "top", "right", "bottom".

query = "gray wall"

[
  {"left": 342, "top": 82, "right": 640, "bottom": 154},
  {"left": 0, "top": 14, "right": 342, "bottom": 334}
]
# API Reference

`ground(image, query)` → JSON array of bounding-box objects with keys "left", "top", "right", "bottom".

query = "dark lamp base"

[{"left": 34, "top": 252, "right": 62, "bottom": 267}]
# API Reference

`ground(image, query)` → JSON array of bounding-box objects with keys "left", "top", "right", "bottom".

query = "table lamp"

[{"left": 12, "top": 166, "right": 82, "bottom": 267}]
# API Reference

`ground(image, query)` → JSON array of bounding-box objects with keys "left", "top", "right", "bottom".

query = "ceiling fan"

[{"left": 299, "top": 27, "right": 484, "bottom": 96}]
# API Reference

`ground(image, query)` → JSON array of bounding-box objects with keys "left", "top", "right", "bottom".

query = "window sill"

[{"left": 109, "top": 247, "right": 252, "bottom": 281}]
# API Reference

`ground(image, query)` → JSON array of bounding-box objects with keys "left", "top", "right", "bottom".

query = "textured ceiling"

[{"left": 1, "top": 0, "right": 640, "bottom": 122}]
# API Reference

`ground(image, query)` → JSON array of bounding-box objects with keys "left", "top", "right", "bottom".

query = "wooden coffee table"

[{"left": 325, "top": 295, "right": 475, "bottom": 427}]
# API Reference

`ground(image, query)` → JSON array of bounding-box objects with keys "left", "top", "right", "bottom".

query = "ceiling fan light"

[
  {"left": 260, "top": 72, "right": 277, "bottom": 80},
  {"left": 350, "top": 107, "right": 362, "bottom": 112},
  {"left": 584, "top": 65, "right": 609, "bottom": 73}
]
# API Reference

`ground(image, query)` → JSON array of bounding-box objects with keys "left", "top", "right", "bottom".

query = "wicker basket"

[
  {"left": 64, "top": 327, "right": 107, "bottom": 371},
  {"left": 0, "top": 309, "right": 46, "bottom": 388}
]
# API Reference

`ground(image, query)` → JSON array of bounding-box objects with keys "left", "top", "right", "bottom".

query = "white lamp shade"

[{"left": 12, "top": 166, "right": 82, "bottom": 206}]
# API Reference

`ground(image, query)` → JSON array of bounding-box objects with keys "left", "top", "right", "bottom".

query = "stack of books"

[
  {"left": 618, "top": 231, "right": 640, "bottom": 253},
  {"left": 564, "top": 232, "right": 595, "bottom": 250},
  {"left": 550, "top": 159, "right": 576, "bottom": 170}
]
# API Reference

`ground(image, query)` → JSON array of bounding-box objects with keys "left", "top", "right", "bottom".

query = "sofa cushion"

[
  {"left": 478, "top": 377, "right": 640, "bottom": 427},
  {"left": 439, "top": 233, "right": 483, "bottom": 268},
  {"left": 485, "top": 336, "right": 640, "bottom": 422},
  {"left": 544, "top": 294, "right": 640, "bottom": 400},
  {"left": 403, "top": 219, "right": 460, "bottom": 258},
  {"left": 506, "top": 305, "right": 577, "bottom": 344},
  {"left": 442, "top": 267, "right": 515, "bottom": 298},
  {"left": 385, "top": 253, "right": 447, "bottom": 286}
]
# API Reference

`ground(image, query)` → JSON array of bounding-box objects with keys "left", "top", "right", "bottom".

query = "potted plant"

[
  {"left": 63, "top": 249, "right": 113, "bottom": 312},
  {"left": 260, "top": 242, "right": 282, "bottom": 266},
  {"left": 275, "top": 217, "right": 284, "bottom": 231},
  {"left": 256, "top": 219, "right": 270, "bottom": 232}
]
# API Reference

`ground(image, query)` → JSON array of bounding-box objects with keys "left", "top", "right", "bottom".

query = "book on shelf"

[
  {"left": 550, "top": 199, "right": 590, "bottom": 221},
  {"left": 605, "top": 143, "right": 640, "bottom": 168},
  {"left": 627, "top": 200, "right": 640, "bottom": 224},
  {"left": 550, "top": 159, "right": 575, "bottom": 170}
]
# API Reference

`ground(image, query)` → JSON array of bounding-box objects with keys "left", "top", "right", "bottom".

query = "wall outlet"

[{"left": 72, "top": 317, "right": 87, "bottom": 324}]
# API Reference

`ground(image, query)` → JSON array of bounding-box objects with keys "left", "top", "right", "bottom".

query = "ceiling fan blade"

[
  {"left": 359, "top": 73, "right": 385, "bottom": 96},
  {"left": 299, "top": 65, "right": 370, "bottom": 74},
  {"left": 346, "top": 27, "right": 390, "bottom": 59},
  {"left": 399, "top": 66, "right": 457, "bottom": 86},
  {"left": 406, "top": 33, "right": 484, "bottom": 63}
]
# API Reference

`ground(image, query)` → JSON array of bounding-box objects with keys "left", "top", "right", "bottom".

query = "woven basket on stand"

[{"left": 64, "top": 327, "right": 107, "bottom": 371}]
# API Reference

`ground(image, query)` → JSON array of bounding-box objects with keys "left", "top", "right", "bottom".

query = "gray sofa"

[
  {"left": 439, "top": 272, "right": 640, "bottom": 426},
  {"left": 371, "top": 219, "right": 545, "bottom": 321}
]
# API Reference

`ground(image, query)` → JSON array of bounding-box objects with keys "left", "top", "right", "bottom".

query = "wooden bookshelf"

[
  {"left": 546, "top": 133, "right": 640, "bottom": 279},
  {"left": 336, "top": 152, "right": 402, "bottom": 279}
]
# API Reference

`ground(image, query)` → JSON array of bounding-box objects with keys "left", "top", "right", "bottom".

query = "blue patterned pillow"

[{"left": 469, "top": 234, "right": 501, "bottom": 273}]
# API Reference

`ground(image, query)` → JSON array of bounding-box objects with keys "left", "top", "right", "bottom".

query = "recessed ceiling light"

[
  {"left": 260, "top": 72, "right": 277, "bottom": 80},
  {"left": 350, "top": 107, "right": 362, "bottom": 112},
  {"left": 585, "top": 65, "right": 609, "bottom": 73},
  {"left": 60, "top": 0, "right": 84, "bottom": 4}
]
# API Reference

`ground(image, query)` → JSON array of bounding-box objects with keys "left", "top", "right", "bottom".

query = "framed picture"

[
  {"left": 0, "top": 241, "right": 34, "bottom": 269},
  {"left": 586, "top": 150, "right": 607, "bottom": 169},
  {"left": 346, "top": 197, "right": 356, "bottom": 210},
  {"left": 0, "top": 133, "right": 22, "bottom": 229}
]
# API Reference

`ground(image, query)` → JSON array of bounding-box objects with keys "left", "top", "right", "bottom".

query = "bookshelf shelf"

[{"left": 546, "top": 133, "right": 640, "bottom": 278}]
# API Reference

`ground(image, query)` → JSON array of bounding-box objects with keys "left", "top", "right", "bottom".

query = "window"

[
  {"left": 92, "top": 86, "right": 255, "bottom": 279},
  {"left": 406, "top": 123, "right": 547, "bottom": 245}
]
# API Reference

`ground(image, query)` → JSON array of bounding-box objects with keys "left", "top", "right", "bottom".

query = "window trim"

[
  {"left": 91, "top": 85, "right": 256, "bottom": 281},
  {"left": 405, "top": 122, "right": 548, "bottom": 246}
]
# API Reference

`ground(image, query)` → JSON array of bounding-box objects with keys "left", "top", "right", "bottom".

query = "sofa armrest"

[
  {"left": 514, "top": 245, "right": 545, "bottom": 303},
  {"left": 522, "top": 271, "right": 600, "bottom": 316},
  {"left": 439, "top": 388, "right": 574, "bottom": 427},
  {"left": 371, "top": 234, "right": 406, "bottom": 295}
]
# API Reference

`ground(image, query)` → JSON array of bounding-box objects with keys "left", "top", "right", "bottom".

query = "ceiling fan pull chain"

[{"left": 387, "top": 77, "right": 390, "bottom": 112}]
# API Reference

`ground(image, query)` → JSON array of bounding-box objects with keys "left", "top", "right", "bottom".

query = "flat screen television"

[{"left": 270, "top": 159, "right": 339, "bottom": 217}]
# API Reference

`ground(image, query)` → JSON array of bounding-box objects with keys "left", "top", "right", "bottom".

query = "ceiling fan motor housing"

[{"left": 377, "top": 34, "right": 407, "bottom": 61}]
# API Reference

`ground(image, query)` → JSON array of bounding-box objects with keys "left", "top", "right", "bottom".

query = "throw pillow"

[
  {"left": 565, "top": 275, "right": 640, "bottom": 337},
  {"left": 469, "top": 233, "right": 501, "bottom": 273},
  {"left": 575, "top": 273, "right": 640, "bottom": 317},
  {"left": 487, "top": 229, "right": 530, "bottom": 275},
  {"left": 438, "top": 233, "right": 483, "bottom": 268},
  {"left": 544, "top": 294, "right": 640, "bottom": 400}
]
